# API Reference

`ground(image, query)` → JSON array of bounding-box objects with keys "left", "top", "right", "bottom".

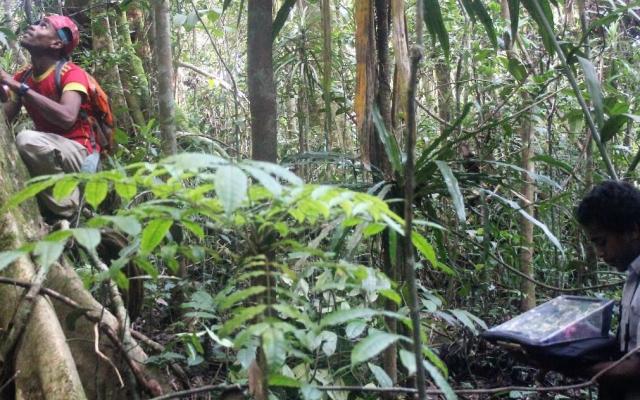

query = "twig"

[
  {"left": 149, "top": 383, "right": 246, "bottom": 400},
  {"left": 404, "top": 0, "right": 426, "bottom": 397},
  {"left": 530, "top": 0, "right": 617, "bottom": 180},
  {"left": 94, "top": 323, "right": 124, "bottom": 388},
  {"left": 149, "top": 345, "right": 640, "bottom": 398},
  {"left": 0, "top": 370, "right": 20, "bottom": 393}
]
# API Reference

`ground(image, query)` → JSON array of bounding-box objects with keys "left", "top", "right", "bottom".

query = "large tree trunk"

[
  {"left": 0, "top": 119, "right": 161, "bottom": 399},
  {"left": 248, "top": 0, "right": 278, "bottom": 163},
  {"left": 519, "top": 105, "right": 536, "bottom": 311},
  {"left": 355, "top": 0, "right": 377, "bottom": 171},
  {"left": 153, "top": 0, "right": 178, "bottom": 156},
  {"left": 321, "top": 0, "right": 332, "bottom": 151}
]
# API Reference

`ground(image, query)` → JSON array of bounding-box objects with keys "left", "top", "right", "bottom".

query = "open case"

[{"left": 481, "top": 296, "right": 618, "bottom": 368}]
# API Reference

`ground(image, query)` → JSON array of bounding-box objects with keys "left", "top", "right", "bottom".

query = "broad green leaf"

[
  {"left": 484, "top": 190, "right": 563, "bottom": 254},
  {"left": 601, "top": 114, "right": 629, "bottom": 143},
  {"left": 351, "top": 331, "right": 402, "bottom": 365},
  {"left": 85, "top": 179, "right": 109, "bottom": 209},
  {"left": 531, "top": 155, "right": 573, "bottom": 175},
  {"left": 181, "top": 220, "right": 205, "bottom": 239},
  {"left": 399, "top": 349, "right": 417, "bottom": 375},
  {"left": 219, "top": 305, "right": 267, "bottom": 337},
  {"left": 411, "top": 232, "right": 437, "bottom": 265},
  {"left": 140, "top": 219, "right": 173, "bottom": 255},
  {"left": 0, "top": 250, "right": 25, "bottom": 272},
  {"left": 507, "top": 0, "right": 520, "bottom": 44},
  {"left": 301, "top": 385, "right": 322, "bottom": 400},
  {"left": 248, "top": 161, "right": 303, "bottom": 186},
  {"left": 379, "top": 286, "right": 402, "bottom": 305},
  {"left": 34, "top": 240, "right": 66, "bottom": 269},
  {"left": 471, "top": 0, "right": 498, "bottom": 48},
  {"left": 423, "top": 359, "right": 457, "bottom": 400},
  {"left": 372, "top": 106, "right": 403, "bottom": 174},
  {"left": 242, "top": 164, "right": 282, "bottom": 197},
  {"left": 449, "top": 309, "right": 480, "bottom": 335},
  {"left": 272, "top": 0, "right": 296, "bottom": 42},
  {"left": 321, "top": 308, "right": 378, "bottom": 327},
  {"left": 53, "top": 177, "right": 79, "bottom": 201},
  {"left": 134, "top": 257, "right": 158, "bottom": 279},
  {"left": 4, "top": 178, "right": 58, "bottom": 211},
  {"left": 320, "top": 330, "right": 337, "bottom": 356},
  {"left": 521, "top": 0, "right": 555, "bottom": 56},
  {"left": 262, "top": 327, "right": 287, "bottom": 369},
  {"left": 435, "top": 161, "right": 466, "bottom": 223},
  {"left": 577, "top": 56, "right": 605, "bottom": 129},
  {"left": 217, "top": 286, "right": 266, "bottom": 310},
  {"left": 71, "top": 228, "right": 101, "bottom": 253},
  {"left": 423, "top": 0, "right": 450, "bottom": 58},
  {"left": 269, "top": 374, "right": 300, "bottom": 388},
  {"left": 115, "top": 181, "right": 137, "bottom": 201},
  {"left": 104, "top": 216, "right": 142, "bottom": 236},
  {"left": 508, "top": 58, "right": 527, "bottom": 82},
  {"left": 368, "top": 363, "right": 393, "bottom": 388},
  {"left": 345, "top": 320, "right": 367, "bottom": 339},
  {"left": 165, "top": 152, "right": 224, "bottom": 171},
  {"left": 363, "top": 223, "right": 386, "bottom": 237},
  {"left": 215, "top": 165, "right": 248, "bottom": 216}
]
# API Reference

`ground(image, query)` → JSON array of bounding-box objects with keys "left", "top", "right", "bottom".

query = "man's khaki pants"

[{"left": 15, "top": 130, "right": 88, "bottom": 219}]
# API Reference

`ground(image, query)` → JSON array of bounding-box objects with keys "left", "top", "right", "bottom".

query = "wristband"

[{"left": 18, "top": 83, "right": 30, "bottom": 97}]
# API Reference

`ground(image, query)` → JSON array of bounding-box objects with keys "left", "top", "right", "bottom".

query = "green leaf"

[
  {"left": 219, "top": 305, "right": 267, "bottom": 337},
  {"left": 423, "top": 359, "right": 457, "bottom": 400},
  {"left": 351, "top": 331, "right": 402, "bottom": 365},
  {"left": 262, "top": 327, "right": 287, "bottom": 369},
  {"left": 483, "top": 190, "right": 564, "bottom": 254},
  {"left": 71, "top": 228, "right": 101, "bottom": 253},
  {"left": 269, "top": 374, "right": 301, "bottom": 388},
  {"left": 379, "top": 288, "right": 401, "bottom": 305},
  {"left": 215, "top": 165, "right": 248, "bottom": 216},
  {"left": 372, "top": 106, "right": 403, "bottom": 175},
  {"left": 508, "top": 57, "right": 527, "bottom": 82},
  {"left": 104, "top": 216, "right": 142, "bottom": 236},
  {"left": 0, "top": 250, "right": 25, "bottom": 272},
  {"left": 435, "top": 161, "right": 466, "bottom": 223},
  {"left": 531, "top": 154, "right": 573, "bottom": 175},
  {"left": 181, "top": 220, "right": 205, "bottom": 239},
  {"left": 320, "top": 330, "right": 337, "bottom": 356},
  {"left": 272, "top": 0, "right": 296, "bottom": 42},
  {"left": 217, "top": 286, "right": 266, "bottom": 310},
  {"left": 363, "top": 222, "right": 386, "bottom": 237},
  {"left": 601, "top": 114, "right": 629, "bottom": 143},
  {"left": 577, "top": 56, "right": 605, "bottom": 129},
  {"left": 242, "top": 164, "right": 283, "bottom": 197},
  {"left": 411, "top": 232, "right": 437, "bottom": 266},
  {"left": 471, "top": 0, "right": 498, "bottom": 48},
  {"left": 345, "top": 320, "right": 367, "bottom": 339},
  {"left": 321, "top": 308, "right": 378, "bottom": 327},
  {"left": 399, "top": 349, "right": 417, "bottom": 375},
  {"left": 507, "top": 0, "right": 519, "bottom": 44},
  {"left": 301, "top": 385, "right": 322, "bottom": 400},
  {"left": 449, "top": 309, "right": 481, "bottom": 335},
  {"left": 423, "top": 0, "right": 450, "bottom": 58},
  {"left": 34, "top": 240, "right": 66, "bottom": 269},
  {"left": 53, "top": 177, "right": 79, "bottom": 201},
  {"left": 521, "top": 0, "right": 555, "bottom": 56},
  {"left": 114, "top": 181, "right": 137, "bottom": 202},
  {"left": 368, "top": 363, "right": 393, "bottom": 387},
  {"left": 4, "top": 178, "right": 57, "bottom": 211},
  {"left": 85, "top": 179, "right": 109, "bottom": 209},
  {"left": 140, "top": 219, "right": 173, "bottom": 255}
]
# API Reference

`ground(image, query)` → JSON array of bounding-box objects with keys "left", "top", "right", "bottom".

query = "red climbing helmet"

[{"left": 44, "top": 14, "right": 79, "bottom": 55}]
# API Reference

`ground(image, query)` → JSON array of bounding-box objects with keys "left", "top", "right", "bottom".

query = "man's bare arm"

[{"left": 0, "top": 69, "right": 82, "bottom": 130}]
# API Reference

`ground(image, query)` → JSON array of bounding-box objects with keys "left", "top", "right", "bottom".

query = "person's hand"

[
  {"left": 0, "top": 69, "right": 11, "bottom": 103},
  {"left": 0, "top": 69, "right": 19, "bottom": 93}
]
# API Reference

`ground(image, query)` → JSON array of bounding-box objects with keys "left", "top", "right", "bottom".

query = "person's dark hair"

[{"left": 576, "top": 180, "right": 640, "bottom": 232}]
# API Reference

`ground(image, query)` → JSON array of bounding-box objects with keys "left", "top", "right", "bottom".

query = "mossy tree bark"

[{"left": 0, "top": 113, "right": 162, "bottom": 399}]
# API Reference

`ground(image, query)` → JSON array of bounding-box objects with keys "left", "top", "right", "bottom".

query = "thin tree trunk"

[
  {"left": 355, "top": 0, "right": 377, "bottom": 172},
  {"left": 153, "top": 0, "right": 177, "bottom": 156},
  {"left": 390, "top": 0, "right": 409, "bottom": 141},
  {"left": 519, "top": 105, "right": 536, "bottom": 311},
  {"left": 321, "top": 0, "right": 332, "bottom": 151},
  {"left": 116, "top": 10, "right": 152, "bottom": 118},
  {"left": 248, "top": 0, "right": 277, "bottom": 163},
  {"left": 92, "top": 9, "right": 133, "bottom": 133}
]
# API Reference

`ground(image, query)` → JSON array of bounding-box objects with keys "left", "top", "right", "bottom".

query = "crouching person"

[
  {"left": 0, "top": 14, "right": 99, "bottom": 223},
  {"left": 576, "top": 180, "right": 640, "bottom": 399}
]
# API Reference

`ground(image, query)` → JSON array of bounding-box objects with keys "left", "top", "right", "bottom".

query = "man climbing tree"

[{"left": 0, "top": 15, "right": 97, "bottom": 224}]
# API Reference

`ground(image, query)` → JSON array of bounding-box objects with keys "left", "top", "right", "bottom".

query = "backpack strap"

[{"left": 54, "top": 60, "right": 67, "bottom": 98}]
